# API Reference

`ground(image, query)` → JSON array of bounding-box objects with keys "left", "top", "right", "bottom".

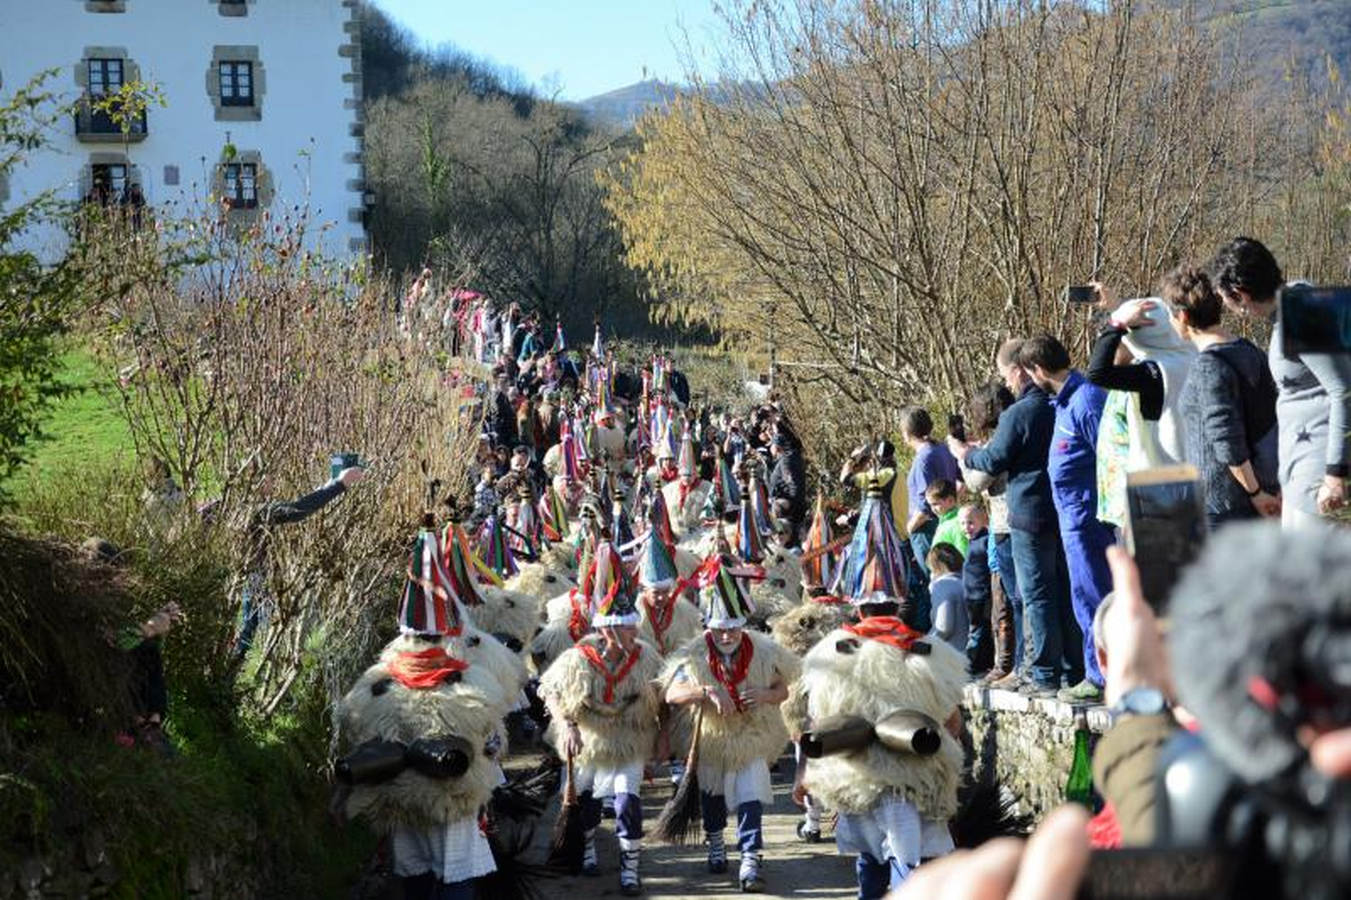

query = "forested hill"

[
  {"left": 1187, "top": 0, "right": 1351, "bottom": 89},
  {"left": 574, "top": 0, "right": 1351, "bottom": 131}
]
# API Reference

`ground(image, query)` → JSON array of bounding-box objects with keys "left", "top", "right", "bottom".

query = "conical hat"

[
  {"left": 638, "top": 528, "right": 679, "bottom": 589},
  {"left": 479, "top": 511, "right": 519, "bottom": 579},
  {"left": 838, "top": 478, "right": 909, "bottom": 606},
  {"left": 539, "top": 482, "right": 570, "bottom": 543},
  {"left": 677, "top": 423, "right": 697, "bottom": 479},
  {"left": 647, "top": 489, "right": 676, "bottom": 554},
  {"left": 592, "top": 322, "right": 604, "bottom": 360},
  {"left": 440, "top": 521, "right": 494, "bottom": 606},
  {"left": 397, "top": 528, "right": 464, "bottom": 636},
  {"left": 552, "top": 319, "right": 566, "bottom": 353},
  {"left": 588, "top": 541, "right": 638, "bottom": 627},
  {"left": 801, "top": 494, "right": 837, "bottom": 590},
  {"left": 611, "top": 498, "right": 635, "bottom": 549},
  {"left": 696, "top": 553, "right": 757, "bottom": 629},
  {"left": 736, "top": 494, "right": 765, "bottom": 564},
  {"left": 750, "top": 473, "right": 773, "bottom": 535}
]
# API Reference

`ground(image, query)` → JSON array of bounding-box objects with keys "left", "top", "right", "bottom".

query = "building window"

[
  {"left": 88, "top": 58, "right": 123, "bottom": 97},
  {"left": 219, "top": 61, "right": 253, "bottom": 107},
  {"left": 222, "top": 162, "right": 257, "bottom": 209},
  {"left": 89, "top": 163, "right": 128, "bottom": 205}
]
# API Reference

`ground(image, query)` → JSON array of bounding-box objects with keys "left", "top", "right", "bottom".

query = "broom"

[
  {"left": 547, "top": 752, "right": 585, "bottom": 873},
  {"left": 654, "top": 701, "right": 705, "bottom": 845}
]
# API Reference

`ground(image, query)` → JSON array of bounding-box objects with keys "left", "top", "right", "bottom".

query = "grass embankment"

[
  {"left": 2, "top": 347, "right": 377, "bottom": 896},
  {"left": 4, "top": 346, "right": 133, "bottom": 501}
]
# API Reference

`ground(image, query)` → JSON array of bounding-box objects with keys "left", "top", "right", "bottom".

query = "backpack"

[{"left": 1208, "top": 340, "right": 1278, "bottom": 451}]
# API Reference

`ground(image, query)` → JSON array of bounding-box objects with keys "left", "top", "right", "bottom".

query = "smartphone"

[
  {"left": 947, "top": 413, "right": 967, "bottom": 443},
  {"left": 1124, "top": 465, "right": 1208, "bottom": 614},
  {"left": 1280, "top": 284, "right": 1351, "bottom": 354},
  {"left": 1066, "top": 285, "right": 1099, "bottom": 304}
]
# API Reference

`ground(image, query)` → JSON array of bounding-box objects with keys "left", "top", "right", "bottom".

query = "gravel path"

[{"left": 525, "top": 754, "right": 858, "bottom": 900}]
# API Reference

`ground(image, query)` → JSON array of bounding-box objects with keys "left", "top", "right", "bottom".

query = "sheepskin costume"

[
  {"left": 769, "top": 597, "right": 852, "bottom": 657},
  {"left": 634, "top": 536, "right": 702, "bottom": 656},
  {"left": 504, "top": 560, "right": 576, "bottom": 608},
  {"left": 665, "top": 627, "right": 800, "bottom": 776},
  {"left": 336, "top": 527, "right": 519, "bottom": 890},
  {"left": 538, "top": 632, "right": 662, "bottom": 773},
  {"left": 661, "top": 477, "right": 714, "bottom": 538},
  {"left": 793, "top": 620, "right": 965, "bottom": 820},
  {"left": 342, "top": 631, "right": 513, "bottom": 828},
  {"left": 438, "top": 520, "right": 533, "bottom": 658},
  {"left": 747, "top": 544, "right": 804, "bottom": 626}
]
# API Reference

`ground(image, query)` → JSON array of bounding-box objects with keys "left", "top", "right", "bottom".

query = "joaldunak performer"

[
  {"left": 790, "top": 479, "right": 965, "bottom": 898},
  {"left": 635, "top": 506, "right": 702, "bottom": 658},
  {"left": 662, "top": 425, "right": 714, "bottom": 537},
  {"left": 538, "top": 541, "right": 662, "bottom": 897},
  {"left": 663, "top": 554, "right": 800, "bottom": 893},
  {"left": 337, "top": 524, "right": 523, "bottom": 900}
]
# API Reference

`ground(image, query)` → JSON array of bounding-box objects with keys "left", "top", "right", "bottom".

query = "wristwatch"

[{"left": 1110, "top": 686, "right": 1169, "bottom": 718}]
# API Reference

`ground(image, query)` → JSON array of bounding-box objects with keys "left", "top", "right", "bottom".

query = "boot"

[
  {"left": 619, "top": 837, "right": 642, "bottom": 896},
  {"left": 581, "top": 828, "right": 599, "bottom": 876},
  {"left": 706, "top": 830, "right": 728, "bottom": 874},
  {"left": 739, "top": 851, "right": 765, "bottom": 892}
]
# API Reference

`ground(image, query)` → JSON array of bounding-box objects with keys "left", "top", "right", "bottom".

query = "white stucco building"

[{"left": 0, "top": 0, "right": 367, "bottom": 259}]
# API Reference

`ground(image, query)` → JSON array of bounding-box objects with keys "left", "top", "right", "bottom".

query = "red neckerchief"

[
  {"left": 843, "top": 616, "right": 925, "bottom": 652},
  {"left": 578, "top": 642, "right": 642, "bottom": 705},
  {"left": 643, "top": 595, "right": 676, "bottom": 654},
  {"left": 810, "top": 594, "right": 847, "bottom": 606},
  {"left": 388, "top": 647, "right": 469, "bottom": 690},
  {"left": 706, "top": 631, "right": 754, "bottom": 712},
  {"left": 678, "top": 479, "right": 694, "bottom": 507},
  {"left": 568, "top": 591, "right": 590, "bottom": 643}
]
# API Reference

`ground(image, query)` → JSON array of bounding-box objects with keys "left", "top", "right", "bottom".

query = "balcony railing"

[{"left": 74, "top": 96, "right": 147, "bottom": 142}]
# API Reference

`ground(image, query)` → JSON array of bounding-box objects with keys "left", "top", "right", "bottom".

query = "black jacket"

[{"left": 965, "top": 384, "right": 1058, "bottom": 532}]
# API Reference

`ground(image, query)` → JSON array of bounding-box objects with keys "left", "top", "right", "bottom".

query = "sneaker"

[
  {"left": 981, "top": 668, "right": 1010, "bottom": 685},
  {"left": 706, "top": 831, "right": 728, "bottom": 874},
  {"left": 739, "top": 852, "right": 765, "bottom": 892},
  {"left": 1057, "top": 679, "right": 1104, "bottom": 704},
  {"left": 795, "top": 821, "right": 822, "bottom": 843},
  {"left": 619, "top": 842, "right": 643, "bottom": 896},
  {"left": 1023, "top": 683, "right": 1059, "bottom": 699},
  {"left": 670, "top": 758, "right": 685, "bottom": 786},
  {"left": 582, "top": 829, "right": 599, "bottom": 876}
]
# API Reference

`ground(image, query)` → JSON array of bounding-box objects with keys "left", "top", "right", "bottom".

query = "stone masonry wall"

[{"left": 962, "top": 684, "right": 1113, "bottom": 821}]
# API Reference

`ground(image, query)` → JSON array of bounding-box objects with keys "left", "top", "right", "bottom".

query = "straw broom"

[
  {"left": 654, "top": 701, "right": 705, "bottom": 845},
  {"left": 548, "top": 751, "right": 585, "bottom": 872}
]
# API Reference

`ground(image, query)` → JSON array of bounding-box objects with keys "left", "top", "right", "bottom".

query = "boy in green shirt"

[{"left": 926, "top": 480, "right": 968, "bottom": 556}]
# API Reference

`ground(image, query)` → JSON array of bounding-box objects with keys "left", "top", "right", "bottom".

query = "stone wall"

[{"left": 962, "top": 684, "right": 1113, "bottom": 821}]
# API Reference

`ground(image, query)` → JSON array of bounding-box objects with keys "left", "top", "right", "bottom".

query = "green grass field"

[{"left": 8, "top": 346, "right": 134, "bottom": 498}]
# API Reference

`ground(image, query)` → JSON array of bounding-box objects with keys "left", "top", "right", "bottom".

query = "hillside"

[{"left": 576, "top": 78, "right": 687, "bottom": 130}]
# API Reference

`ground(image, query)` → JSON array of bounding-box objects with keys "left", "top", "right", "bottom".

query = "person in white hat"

[
  {"left": 539, "top": 542, "right": 662, "bottom": 896},
  {"left": 663, "top": 554, "right": 800, "bottom": 893}
]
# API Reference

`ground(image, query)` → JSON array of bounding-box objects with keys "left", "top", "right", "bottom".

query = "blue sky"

[{"left": 372, "top": 0, "right": 724, "bottom": 100}]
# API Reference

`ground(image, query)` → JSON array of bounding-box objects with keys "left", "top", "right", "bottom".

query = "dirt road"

[{"left": 528, "top": 757, "right": 857, "bottom": 900}]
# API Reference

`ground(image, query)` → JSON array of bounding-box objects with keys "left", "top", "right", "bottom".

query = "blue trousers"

[
  {"left": 993, "top": 534, "right": 1024, "bottom": 672},
  {"left": 907, "top": 522, "right": 938, "bottom": 632},
  {"left": 701, "top": 793, "right": 763, "bottom": 853},
  {"left": 1009, "top": 526, "right": 1080, "bottom": 688},
  {"left": 1061, "top": 523, "right": 1115, "bottom": 687},
  {"left": 855, "top": 853, "right": 897, "bottom": 899},
  {"left": 581, "top": 791, "right": 642, "bottom": 841}
]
